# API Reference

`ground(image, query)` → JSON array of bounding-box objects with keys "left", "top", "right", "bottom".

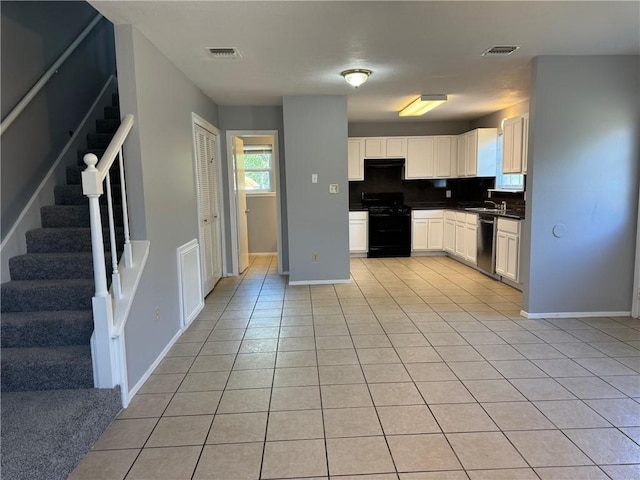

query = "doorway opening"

[{"left": 226, "top": 130, "right": 283, "bottom": 275}]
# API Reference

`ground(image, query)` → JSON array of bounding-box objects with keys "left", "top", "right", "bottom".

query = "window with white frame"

[{"left": 244, "top": 144, "right": 274, "bottom": 193}]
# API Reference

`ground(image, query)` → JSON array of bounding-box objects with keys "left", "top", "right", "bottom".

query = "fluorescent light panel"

[{"left": 399, "top": 94, "right": 448, "bottom": 116}]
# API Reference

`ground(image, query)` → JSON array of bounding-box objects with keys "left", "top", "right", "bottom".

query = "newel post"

[{"left": 82, "top": 153, "right": 116, "bottom": 387}]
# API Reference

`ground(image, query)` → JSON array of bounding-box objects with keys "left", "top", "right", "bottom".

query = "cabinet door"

[
  {"left": 455, "top": 221, "right": 466, "bottom": 257},
  {"left": 502, "top": 118, "right": 515, "bottom": 174},
  {"left": 466, "top": 130, "right": 478, "bottom": 176},
  {"left": 348, "top": 138, "right": 364, "bottom": 180},
  {"left": 457, "top": 135, "right": 467, "bottom": 176},
  {"left": 465, "top": 224, "right": 477, "bottom": 264},
  {"left": 364, "top": 138, "right": 385, "bottom": 158},
  {"left": 495, "top": 232, "right": 507, "bottom": 275},
  {"left": 406, "top": 137, "right": 436, "bottom": 179},
  {"left": 444, "top": 219, "right": 456, "bottom": 253},
  {"left": 411, "top": 218, "right": 428, "bottom": 251},
  {"left": 436, "top": 137, "right": 453, "bottom": 177},
  {"left": 505, "top": 234, "right": 519, "bottom": 281},
  {"left": 522, "top": 114, "right": 529, "bottom": 174},
  {"left": 349, "top": 217, "right": 368, "bottom": 253},
  {"left": 427, "top": 219, "right": 444, "bottom": 250},
  {"left": 386, "top": 137, "right": 406, "bottom": 158},
  {"left": 512, "top": 117, "right": 524, "bottom": 173}
]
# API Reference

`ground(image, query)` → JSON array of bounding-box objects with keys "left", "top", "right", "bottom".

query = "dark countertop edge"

[{"left": 349, "top": 204, "right": 525, "bottom": 220}]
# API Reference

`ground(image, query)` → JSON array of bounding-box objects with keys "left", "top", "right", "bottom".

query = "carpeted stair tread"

[
  {"left": 8, "top": 252, "right": 110, "bottom": 280},
  {"left": 41, "top": 205, "right": 123, "bottom": 228},
  {"left": 1, "top": 387, "right": 121, "bottom": 480},
  {"left": 1, "top": 345, "right": 93, "bottom": 392},
  {"left": 95, "top": 119, "right": 120, "bottom": 134},
  {"left": 26, "top": 227, "right": 124, "bottom": 253},
  {"left": 86, "top": 133, "right": 115, "bottom": 149},
  {"left": 66, "top": 164, "right": 121, "bottom": 185},
  {"left": 1, "top": 279, "right": 95, "bottom": 312},
  {"left": 104, "top": 105, "right": 119, "bottom": 119},
  {"left": 54, "top": 184, "right": 122, "bottom": 206},
  {"left": 1, "top": 310, "right": 93, "bottom": 348}
]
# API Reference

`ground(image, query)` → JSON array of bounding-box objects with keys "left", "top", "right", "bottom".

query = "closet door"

[{"left": 194, "top": 124, "right": 222, "bottom": 295}]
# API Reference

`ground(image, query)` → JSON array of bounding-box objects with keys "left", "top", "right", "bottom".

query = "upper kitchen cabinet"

[
  {"left": 405, "top": 135, "right": 457, "bottom": 180},
  {"left": 348, "top": 137, "right": 365, "bottom": 181},
  {"left": 457, "top": 128, "right": 498, "bottom": 177},
  {"left": 502, "top": 115, "right": 528, "bottom": 174},
  {"left": 364, "top": 137, "right": 407, "bottom": 158}
]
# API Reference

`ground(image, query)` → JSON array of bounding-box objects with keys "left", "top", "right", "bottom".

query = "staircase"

[{"left": 1, "top": 94, "right": 122, "bottom": 392}]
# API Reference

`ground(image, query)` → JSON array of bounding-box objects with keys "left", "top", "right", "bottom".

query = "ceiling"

[{"left": 90, "top": 1, "right": 640, "bottom": 123}]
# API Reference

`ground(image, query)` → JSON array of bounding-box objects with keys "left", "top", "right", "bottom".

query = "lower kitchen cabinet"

[
  {"left": 495, "top": 217, "right": 520, "bottom": 282},
  {"left": 348, "top": 211, "right": 368, "bottom": 253},
  {"left": 465, "top": 214, "right": 478, "bottom": 264},
  {"left": 451, "top": 211, "right": 478, "bottom": 264},
  {"left": 412, "top": 210, "right": 444, "bottom": 251},
  {"left": 444, "top": 211, "right": 456, "bottom": 253}
]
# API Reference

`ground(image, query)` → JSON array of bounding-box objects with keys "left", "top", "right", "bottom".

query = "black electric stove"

[{"left": 362, "top": 192, "right": 411, "bottom": 258}]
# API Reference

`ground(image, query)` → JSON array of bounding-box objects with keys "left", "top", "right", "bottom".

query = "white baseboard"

[
  {"left": 520, "top": 310, "right": 632, "bottom": 319},
  {"left": 250, "top": 252, "right": 277, "bottom": 256},
  {"left": 288, "top": 278, "right": 351, "bottom": 286},
  {"left": 126, "top": 328, "right": 183, "bottom": 402}
]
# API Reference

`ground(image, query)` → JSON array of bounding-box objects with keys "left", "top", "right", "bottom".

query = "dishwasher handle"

[{"left": 478, "top": 218, "right": 495, "bottom": 225}]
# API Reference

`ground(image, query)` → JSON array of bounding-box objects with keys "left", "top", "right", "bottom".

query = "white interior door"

[
  {"left": 194, "top": 123, "right": 222, "bottom": 295},
  {"left": 233, "top": 136, "right": 250, "bottom": 272}
]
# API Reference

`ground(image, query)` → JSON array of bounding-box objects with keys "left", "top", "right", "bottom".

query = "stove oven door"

[{"left": 368, "top": 214, "right": 411, "bottom": 257}]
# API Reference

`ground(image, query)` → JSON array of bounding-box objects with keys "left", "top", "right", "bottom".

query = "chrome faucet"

[{"left": 484, "top": 200, "right": 498, "bottom": 208}]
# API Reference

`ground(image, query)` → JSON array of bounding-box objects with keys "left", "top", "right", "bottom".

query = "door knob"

[{"left": 245, "top": 209, "right": 250, "bottom": 213}]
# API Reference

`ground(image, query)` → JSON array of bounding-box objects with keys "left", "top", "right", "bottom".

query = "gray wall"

[
  {"left": 348, "top": 120, "right": 471, "bottom": 137},
  {"left": 1, "top": 1, "right": 116, "bottom": 238},
  {"left": 283, "top": 96, "right": 350, "bottom": 283},
  {"left": 523, "top": 56, "right": 639, "bottom": 315},
  {"left": 471, "top": 100, "right": 530, "bottom": 131},
  {"left": 114, "top": 25, "right": 219, "bottom": 389},
  {"left": 218, "top": 106, "right": 288, "bottom": 271},
  {"left": 247, "top": 196, "right": 278, "bottom": 254}
]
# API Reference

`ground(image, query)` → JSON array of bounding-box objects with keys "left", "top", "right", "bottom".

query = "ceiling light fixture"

[
  {"left": 341, "top": 69, "right": 372, "bottom": 88},
  {"left": 399, "top": 94, "right": 448, "bottom": 117}
]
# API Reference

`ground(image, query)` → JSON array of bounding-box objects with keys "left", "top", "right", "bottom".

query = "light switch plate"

[
  {"left": 329, "top": 184, "right": 339, "bottom": 194},
  {"left": 312, "top": 174, "right": 318, "bottom": 184}
]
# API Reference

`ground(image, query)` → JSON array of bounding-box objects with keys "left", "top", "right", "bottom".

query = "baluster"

[
  {"left": 118, "top": 147, "right": 132, "bottom": 268},
  {"left": 83, "top": 154, "right": 109, "bottom": 298},
  {"left": 105, "top": 171, "right": 121, "bottom": 299}
]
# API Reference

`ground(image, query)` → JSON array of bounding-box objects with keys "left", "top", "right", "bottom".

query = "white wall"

[
  {"left": 283, "top": 96, "right": 350, "bottom": 284},
  {"left": 114, "top": 25, "right": 219, "bottom": 388},
  {"left": 523, "top": 55, "right": 639, "bottom": 316}
]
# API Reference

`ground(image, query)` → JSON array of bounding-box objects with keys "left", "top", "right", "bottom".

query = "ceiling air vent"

[
  {"left": 482, "top": 45, "right": 520, "bottom": 56},
  {"left": 205, "top": 47, "right": 241, "bottom": 59}
]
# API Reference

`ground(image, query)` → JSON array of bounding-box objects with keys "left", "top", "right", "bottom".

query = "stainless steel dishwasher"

[{"left": 477, "top": 214, "right": 496, "bottom": 275}]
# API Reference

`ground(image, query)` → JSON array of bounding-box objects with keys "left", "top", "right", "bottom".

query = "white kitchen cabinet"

[
  {"left": 405, "top": 137, "right": 436, "bottom": 179},
  {"left": 436, "top": 136, "right": 457, "bottom": 178},
  {"left": 412, "top": 210, "right": 444, "bottom": 251},
  {"left": 348, "top": 138, "right": 365, "bottom": 181},
  {"left": 444, "top": 211, "right": 456, "bottom": 253},
  {"left": 454, "top": 212, "right": 467, "bottom": 257},
  {"left": 364, "top": 137, "right": 406, "bottom": 158},
  {"left": 457, "top": 128, "right": 498, "bottom": 177},
  {"left": 495, "top": 218, "right": 520, "bottom": 282},
  {"left": 349, "top": 211, "right": 368, "bottom": 253},
  {"left": 522, "top": 114, "right": 529, "bottom": 174},
  {"left": 502, "top": 116, "right": 525, "bottom": 174},
  {"left": 465, "top": 213, "right": 478, "bottom": 264}
]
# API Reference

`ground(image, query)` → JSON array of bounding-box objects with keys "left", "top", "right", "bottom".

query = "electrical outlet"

[
  {"left": 446, "top": 190, "right": 451, "bottom": 198},
  {"left": 312, "top": 252, "right": 318, "bottom": 262},
  {"left": 154, "top": 307, "right": 160, "bottom": 321},
  {"left": 312, "top": 174, "right": 318, "bottom": 184}
]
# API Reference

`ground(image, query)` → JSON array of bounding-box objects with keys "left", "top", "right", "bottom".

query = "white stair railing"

[{"left": 82, "top": 114, "right": 134, "bottom": 388}]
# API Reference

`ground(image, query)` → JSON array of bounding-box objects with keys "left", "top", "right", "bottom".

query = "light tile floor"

[{"left": 70, "top": 255, "right": 640, "bottom": 480}]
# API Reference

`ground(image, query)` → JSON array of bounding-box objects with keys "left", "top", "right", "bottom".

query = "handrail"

[
  {"left": 94, "top": 114, "right": 134, "bottom": 182},
  {"left": 0, "top": 13, "right": 103, "bottom": 136}
]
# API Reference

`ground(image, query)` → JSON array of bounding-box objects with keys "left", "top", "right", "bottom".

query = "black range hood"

[{"left": 365, "top": 158, "right": 405, "bottom": 168}]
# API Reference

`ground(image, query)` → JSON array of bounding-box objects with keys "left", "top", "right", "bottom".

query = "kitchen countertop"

[{"left": 349, "top": 203, "right": 525, "bottom": 220}]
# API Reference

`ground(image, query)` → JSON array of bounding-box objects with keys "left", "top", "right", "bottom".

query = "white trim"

[
  {"left": 520, "top": 310, "right": 632, "bottom": 319},
  {"left": 226, "top": 130, "right": 283, "bottom": 276},
  {"left": 1, "top": 76, "right": 117, "bottom": 282},
  {"left": 177, "top": 239, "right": 205, "bottom": 328},
  {"left": 632, "top": 189, "right": 640, "bottom": 318},
  {"left": 250, "top": 252, "right": 277, "bottom": 256},
  {"left": 288, "top": 278, "right": 351, "bottom": 286},
  {"left": 113, "top": 240, "right": 150, "bottom": 336},
  {"left": 246, "top": 192, "right": 276, "bottom": 197},
  {"left": 126, "top": 328, "right": 183, "bottom": 403}
]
